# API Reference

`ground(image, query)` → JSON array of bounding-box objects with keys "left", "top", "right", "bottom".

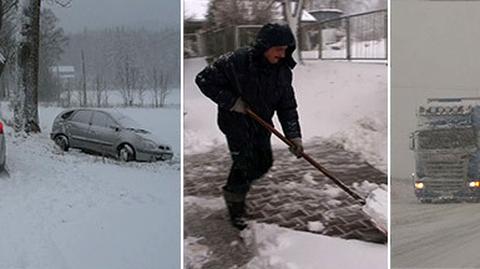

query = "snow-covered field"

[
  {"left": 184, "top": 57, "right": 387, "bottom": 268},
  {"left": 57, "top": 88, "right": 180, "bottom": 109},
  {"left": 0, "top": 103, "right": 180, "bottom": 268}
]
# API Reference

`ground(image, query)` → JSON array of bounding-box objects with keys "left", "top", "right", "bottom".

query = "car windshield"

[
  {"left": 109, "top": 111, "right": 150, "bottom": 133},
  {"left": 417, "top": 128, "right": 476, "bottom": 150}
]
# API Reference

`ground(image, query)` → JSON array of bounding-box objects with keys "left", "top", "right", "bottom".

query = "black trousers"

[{"left": 224, "top": 131, "right": 273, "bottom": 195}]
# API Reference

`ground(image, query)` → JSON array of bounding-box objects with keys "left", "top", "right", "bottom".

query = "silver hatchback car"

[{"left": 50, "top": 109, "right": 173, "bottom": 162}]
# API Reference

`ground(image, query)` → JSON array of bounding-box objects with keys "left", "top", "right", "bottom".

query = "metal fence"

[
  {"left": 315, "top": 9, "right": 387, "bottom": 60},
  {"left": 186, "top": 9, "right": 387, "bottom": 61}
]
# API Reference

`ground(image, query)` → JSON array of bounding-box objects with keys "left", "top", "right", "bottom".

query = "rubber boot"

[{"left": 223, "top": 189, "right": 248, "bottom": 230}]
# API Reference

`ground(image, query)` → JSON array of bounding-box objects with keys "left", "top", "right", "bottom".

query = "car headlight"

[{"left": 143, "top": 140, "right": 157, "bottom": 149}]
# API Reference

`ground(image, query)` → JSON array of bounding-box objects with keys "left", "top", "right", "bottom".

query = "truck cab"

[{"left": 411, "top": 98, "right": 480, "bottom": 202}]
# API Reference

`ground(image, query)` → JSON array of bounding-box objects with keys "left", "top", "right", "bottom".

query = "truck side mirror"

[{"left": 409, "top": 133, "right": 415, "bottom": 150}]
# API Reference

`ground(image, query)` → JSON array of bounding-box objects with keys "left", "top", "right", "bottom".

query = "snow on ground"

[
  {"left": 185, "top": 57, "right": 387, "bottom": 268},
  {"left": 392, "top": 178, "right": 480, "bottom": 268},
  {"left": 184, "top": 237, "right": 211, "bottom": 269},
  {"left": 363, "top": 187, "right": 388, "bottom": 232},
  {"left": 243, "top": 223, "right": 387, "bottom": 269},
  {"left": 0, "top": 104, "right": 180, "bottom": 268},
  {"left": 184, "top": 196, "right": 224, "bottom": 211}
]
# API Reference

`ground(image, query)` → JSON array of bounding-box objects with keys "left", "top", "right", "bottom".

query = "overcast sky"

[
  {"left": 391, "top": 0, "right": 480, "bottom": 178},
  {"left": 48, "top": 0, "right": 180, "bottom": 33}
]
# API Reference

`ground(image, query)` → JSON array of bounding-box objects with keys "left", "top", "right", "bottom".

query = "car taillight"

[{"left": 0, "top": 121, "right": 4, "bottom": 134}]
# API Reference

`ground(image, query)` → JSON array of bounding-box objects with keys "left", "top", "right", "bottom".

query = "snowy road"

[{"left": 392, "top": 179, "right": 480, "bottom": 269}]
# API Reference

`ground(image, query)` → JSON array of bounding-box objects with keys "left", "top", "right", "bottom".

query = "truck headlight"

[
  {"left": 469, "top": 181, "right": 480, "bottom": 188},
  {"left": 415, "top": 182, "right": 424, "bottom": 189}
]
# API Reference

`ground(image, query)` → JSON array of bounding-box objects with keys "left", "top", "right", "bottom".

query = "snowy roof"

[
  {"left": 0, "top": 52, "right": 5, "bottom": 64},
  {"left": 184, "top": 0, "right": 316, "bottom": 22}
]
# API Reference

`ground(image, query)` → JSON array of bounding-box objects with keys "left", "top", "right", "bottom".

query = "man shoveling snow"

[{"left": 195, "top": 23, "right": 303, "bottom": 230}]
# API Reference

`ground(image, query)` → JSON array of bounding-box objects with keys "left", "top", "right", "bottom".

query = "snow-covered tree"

[
  {"left": 12, "top": 0, "right": 70, "bottom": 133},
  {"left": 206, "top": 0, "right": 275, "bottom": 29},
  {"left": 282, "top": 0, "right": 306, "bottom": 64},
  {"left": 14, "top": 0, "right": 42, "bottom": 133}
]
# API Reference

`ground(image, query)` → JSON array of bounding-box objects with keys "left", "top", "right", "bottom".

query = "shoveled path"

[{"left": 184, "top": 139, "right": 387, "bottom": 268}]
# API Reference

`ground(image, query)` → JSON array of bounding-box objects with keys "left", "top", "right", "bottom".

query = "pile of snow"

[
  {"left": 330, "top": 117, "right": 387, "bottom": 172},
  {"left": 184, "top": 196, "right": 225, "bottom": 211},
  {"left": 353, "top": 180, "right": 384, "bottom": 197},
  {"left": 184, "top": 237, "right": 211, "bottom": 269},
  {"left": 307, "top": 221, "right": 325, "bottom": 233},
  {"left": 362, "top": 187, "right": 388, "bottom": 233},
  {"left": 321, "top": 184, "right": 343, "bottom": 198},
  {"left": 243, "top": 223, "right": 387, "bottom": 269}
]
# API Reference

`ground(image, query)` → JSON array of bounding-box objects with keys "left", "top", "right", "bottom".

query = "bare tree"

[
  {"left": 117, "top": 54, "right": 139, "bottom": 107},
  {"left": 206, "top": 0, "right": 275, "bottom": 29},
  {"left": 137, "top": 71, "right": 146, "bottom": 107},
  {"left": 38, "top": 8, "right": 68, "bottom": 103},
  {"left": 158, "top": 70, "right": 170, "bottom": 108},
  {"left": 94, "top": 73, "right": 106, "bottom": 107},
  {"left": 151, "top": 66, "right": 159, "bottom": 108},
  {"left": 80, "top": 49, "right": 87, "bottom": 106}
]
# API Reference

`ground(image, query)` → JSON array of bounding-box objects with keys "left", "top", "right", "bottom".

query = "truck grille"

[
  {"left": 425, "top": 180, "right": 465, "bottom": 193},
  {"left": 424, "top": 160, "right": 467, "bottom": 179}
]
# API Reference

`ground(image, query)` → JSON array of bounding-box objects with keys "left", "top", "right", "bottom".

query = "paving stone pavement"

[{"left": 184, "top": 139, "right": 387, "bottom": 268}]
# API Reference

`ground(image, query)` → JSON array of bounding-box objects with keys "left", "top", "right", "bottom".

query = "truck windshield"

[{"left": 417, "top": 128, "right": 476, "bottom": 150}]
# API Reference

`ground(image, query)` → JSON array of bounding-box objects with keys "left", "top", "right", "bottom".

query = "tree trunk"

[
  {"left": 81, "top": 49, "right": 87, "bottom": 107},
  {"left": 0, "top": 0, "right": 4, "bottom": 77},
  {"left": 14, "top": 0, "right": 42, "bottom": 133}
]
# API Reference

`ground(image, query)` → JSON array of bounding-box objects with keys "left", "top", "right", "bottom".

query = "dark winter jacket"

[{"left": 195, "top": 23, "right": 301, "bottom": 140}]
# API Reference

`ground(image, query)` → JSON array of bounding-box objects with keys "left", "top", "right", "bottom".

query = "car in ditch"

[{"left": 50, "top": 109, "right": 173, "bottom": 162}]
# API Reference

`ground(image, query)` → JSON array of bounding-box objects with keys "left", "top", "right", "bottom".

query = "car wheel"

[
  {"left": 118, "top": 144, "right": 135, "bottom": 162},
  {"left": 54, "top": 135, "right": 70, "bottom": 151}
]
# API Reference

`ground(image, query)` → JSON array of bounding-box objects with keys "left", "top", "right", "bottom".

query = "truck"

[{"left": 410, "top": 97, "right": 480, "bottom": 202}]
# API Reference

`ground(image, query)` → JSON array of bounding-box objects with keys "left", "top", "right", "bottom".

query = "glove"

[
  {"left": 230, "top": 97, "right": 247, "bottom": 114},
  {"left": 289, "top": 137, "right": 303, "bottom": 158}
]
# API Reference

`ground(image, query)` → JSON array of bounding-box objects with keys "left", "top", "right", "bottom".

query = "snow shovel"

[
  {"left": 245, "top": 108, "right": 366, "bottom": 205},
  {"left": 246, "top": 108, "right": 389, "bottom": 238}
]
